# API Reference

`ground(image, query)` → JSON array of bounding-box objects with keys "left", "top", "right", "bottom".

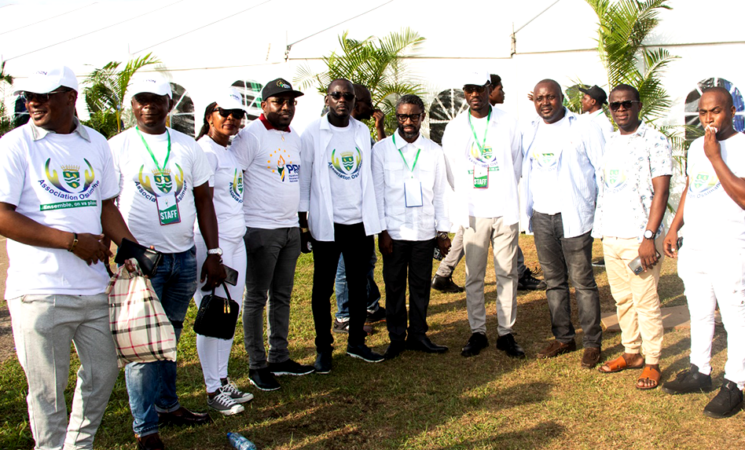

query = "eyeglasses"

[
  {"left": 269, "top": 98, "right": 298, "bottom": 107},
  {"left": 215, "top": 108, "right": 245, "bottom": 119},
  {"left": 396, "top": 113, "right": 422, "bottom": 123},
  {"left": 463, "top": 84, "right": 488, "bottom": 94},
  {"left": 609, "top": 100, "right": 641, "bottom": 111},
  {"left": 534, "top": 95, "right": 558, "bottom": 103},
  {"left": 23, "top": 88, "right": 72, "bottom": 103},
  {"left": 328, "top": 92, "right": 355, "bottom": 101}
]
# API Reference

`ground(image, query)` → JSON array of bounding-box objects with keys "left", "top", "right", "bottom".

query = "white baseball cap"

[
  {"left": 129, "top": 74, "right": 172, "bottom": 98},
  {"left": 463, "top": 70, "right": 491, "bottom": 87},
  {"left": 214, "top": 88, "right": 248, "bottom": 111},
  {"left": 14, "top": 65, "right": 78, "bottom": 95}
]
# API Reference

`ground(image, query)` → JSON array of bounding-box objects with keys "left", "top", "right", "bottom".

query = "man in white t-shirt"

[
  {"left": 522, "top": 79, "right": 604, "bottom": 368},
  {"left": 109, "top": 75, "right": 224, "bottom": 449},
  {"left": 594, "top": 84, "right": 671, "bottom": 391},
  {"left": 372, "top": 94, "right": 452, "bottom": 359},
  {"left": 299, "top": 78, "right": 384, "bottom": 372},
  {"left": 579, "top": 85, "right": 614, "bottom": 141},
  {"left": 662, "top": 87, "right": 745, "bottom": 418},
  {"left": 231, "top": 78, "right": 315, "bottom": 391},
  {"left": 442, "top": 71, "right": 524, "bottom": 359},
  {"left": 0, "top": 66, "right": 137, "bottom": 450}
]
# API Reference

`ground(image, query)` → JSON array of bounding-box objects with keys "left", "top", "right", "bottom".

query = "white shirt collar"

[{"left": 29, "top": 117, "right": 90, "bottom": 142}]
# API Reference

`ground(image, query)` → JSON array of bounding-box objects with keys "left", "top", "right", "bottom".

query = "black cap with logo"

[
  {"left": 579, "top": 85, "right": 608, "bottom": 105},
  {"left": 261, "top": 78, "right": 304, "bottom": 100}
]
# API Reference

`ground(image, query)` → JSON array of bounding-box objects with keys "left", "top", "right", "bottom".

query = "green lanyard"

[
  {"left": 136, "top": 127, "right": 171, "bottom": 173},
  {"left": 392, "top": 133, "right": 421, "bottom": 178},
  {"left": 467, "top": 108, "right": 491, "bottom": 156}
]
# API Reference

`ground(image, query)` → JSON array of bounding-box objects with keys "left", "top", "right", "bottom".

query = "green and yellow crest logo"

[
  {"left": 153, "top": 169, "right": 173, "bottom": 194},
  {"left": 45, "top": 158, "right": 95, "bottom": 193},
  {"left": 138, "top": 164, "right": 185, "bottom": 198},
  {"left": 689, "top": 172, "right": 720, "bottom": 196},
  {"left": 330, "top": 147, "right": 362, "bottom": 179}
]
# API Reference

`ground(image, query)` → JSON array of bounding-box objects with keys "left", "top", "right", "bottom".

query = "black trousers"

[
  {"left": 311, "top": 223, "right": 374, "bottom": 351},
  {"left": 383, "top": 238, "right": 435, "bottom": 342}
]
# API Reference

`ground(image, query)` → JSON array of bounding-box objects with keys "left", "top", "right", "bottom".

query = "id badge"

[
  {"left": 473, "top": 165, "right": 489, "bottom": 189},
  {"left": 156, "top": 193, "right": 181, "bottom": 225},
  {"left": 404, "top": 178, "right": 423, "bottom": 207}
]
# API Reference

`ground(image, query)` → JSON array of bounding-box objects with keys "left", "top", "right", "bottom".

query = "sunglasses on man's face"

[
  {"left": 328, "top": 92, "right": 355, "bottom": 101},
  {"left": 609, "top": 100, "right": 641, "bottom": 111},
  {"left": 396, "top": 113, "right": 422, "bottom": 123},
  {"left": 215, "top": 108, "right": 245, "bottom": 119},
  {"left": 23, "top": 88, "right": 72, "bottom": 103},
  {"left": 463, "top": 84, "right": 488, "bottom": 95}
]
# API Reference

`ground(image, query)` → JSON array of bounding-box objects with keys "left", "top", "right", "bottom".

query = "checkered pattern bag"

[{"left": 106, "top": 263, "right": 177, "bottom": 368}]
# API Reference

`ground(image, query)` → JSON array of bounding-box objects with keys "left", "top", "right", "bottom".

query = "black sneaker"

[
  {"left": 517, "top": 268, "right": 546, "bottom": 291},
  {"left": 248, "top": 367, "right": 281, "bottom": 391},
  {"left": 662, "top": 364, "right": 714, "bottom": 395},
  {"left": 431, "top": 275, "right": 465, "bottom": 293},
  {"left": 314, "top": 350, "right": 332, "bottom": 374},
  {"left": 703, "top": 379, "right": 743, "bottom": 418},
  {"left": 592, "top": 258, "right": 605, "bottom": 268},
  {"left": 366, "top": 306, "right": 387, "bottom": 324},
  {"left": 334, "top": 318, "right": 373, "bottom": 335},
  {"left": 496, "top": 333, "right": 526, "bottom": 358},
  {"left": 268, "top": 359, "right": 315, "bottom": 377},
  {"left": 461, "top": 332, "right": 489, "bottom": 357},
  {"left": 346, "top": 344, "right": 384, "bottom": 363}
]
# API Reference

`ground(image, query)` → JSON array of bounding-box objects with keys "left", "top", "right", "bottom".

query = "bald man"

[{"left": 662, "top": 87, "right": 745, "bottom": 419}]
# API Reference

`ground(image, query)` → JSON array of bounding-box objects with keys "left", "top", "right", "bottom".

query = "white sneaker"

[
  {"left": 219, "top": 380, "right": 254, "bottom": 404},
  {"left": 208, "top": 391, "right": 244, "bottom": 416}
]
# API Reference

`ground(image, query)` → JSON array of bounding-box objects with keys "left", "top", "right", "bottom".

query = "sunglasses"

[
  {"left": 609, "top": 100, "right": 641, "bottom": 111},
  {"left": 396, "top": 113, "right": 422, "bottom": 123},
  {"left": 463, "top": 84, "right": 488, "bottom": 94},
  {"left": 328, "top": 92, "right": 355, "bottom": 101},
  {"left": 269, "top": 98, "right": 298, "bottom": 107},
  {"left": 23, "top": 88, "right": 72, "bottom": 103},
  {"left": 215, "top": 107, "right": 245, "bottom": 119}
]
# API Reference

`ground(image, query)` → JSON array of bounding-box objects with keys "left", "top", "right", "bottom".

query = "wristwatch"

[
  {"left": 207, "top": 248, "right": 223, "bottom": 256},
  {"left": 643, "top": 230, "right": 654, "bottom": 240},
  {"left": 301, "top": 227, "right": 309, "bottom": 233},
  {"left": 437, "top": 232, "right": 449, "bottom": 240}
]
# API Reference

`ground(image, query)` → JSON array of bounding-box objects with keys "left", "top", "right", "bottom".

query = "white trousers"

[
  {"left": 194, "top": 234, "right": 247, "bottom": 393},
  {"left": 678, "top": 247, "right": 745, "bottom": 388}
]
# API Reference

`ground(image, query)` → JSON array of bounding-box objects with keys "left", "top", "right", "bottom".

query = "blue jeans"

[
  {"left": 335, "top": 250, "right": 380, "bottom": 319},
  {"left": 125, "top": 247, "right": 198, "bottom": 437}
]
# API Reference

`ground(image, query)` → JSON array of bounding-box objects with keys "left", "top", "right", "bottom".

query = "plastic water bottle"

[{"left": 227, "top": 432, "right": 258, "bottom": 450}]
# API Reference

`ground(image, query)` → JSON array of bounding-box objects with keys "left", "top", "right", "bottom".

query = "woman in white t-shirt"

[{"left": 193, "top": 89, "right": 252, "bottom": 415}]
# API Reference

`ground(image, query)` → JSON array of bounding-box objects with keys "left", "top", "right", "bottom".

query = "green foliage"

[
  {"left": 294, "top": 28, "right": 426, "bottom": 136},
  {"left": 82, "top": 53, "right": 160, "bottom": 138},
  {"left": 0, "top": 60, "right": 15, "bottom": 137}
]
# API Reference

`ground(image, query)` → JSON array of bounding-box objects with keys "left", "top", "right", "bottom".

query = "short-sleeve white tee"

[
  {"left": 684, "top": 133, "right": 745, "bottom": 251},
  {"left": 600, "top": 134, "right": 638, "bottom": 238},
  {"left": 109, "top": 127, "right": 212, "bottom": 253},
  {"left": 0, "top": 124, "right": 119, "bottom": 298},
  {"left": 327, "top": 123, "right": 363, "bottom": 225},
  {"left": 529, "top": 116, "right": 568, "bottom": 215}
]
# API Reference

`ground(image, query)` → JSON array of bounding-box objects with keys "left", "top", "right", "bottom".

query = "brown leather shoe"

[
  {"left": 137, "top": 432, "right": 165, "bottom": 450},
  {"left": 158, "top": 406, "right": 211, "bottom": 427},
  {"left": 581, "top": 347, "right": 602, "bottom": 369},
  {"left": 536, "top": 340, "right": 576, "bottom": 359}
]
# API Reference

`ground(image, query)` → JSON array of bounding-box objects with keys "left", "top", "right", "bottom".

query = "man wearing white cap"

[
  {"left": 230, "top": 78, "right": 315, "bottom": 392},
  {"left": 109, "top": 74, "right": 224, "bottom": 449},
  {"left": 0, "top": 66, "right": 137, "bottom": 449},
  {"left": 442, "top": 71, "right": 525, "bottom": 359}
]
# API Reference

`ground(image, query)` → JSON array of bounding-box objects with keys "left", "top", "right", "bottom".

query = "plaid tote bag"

[{"left": 106, "top": 264, "right": 177, "bottom": 368}]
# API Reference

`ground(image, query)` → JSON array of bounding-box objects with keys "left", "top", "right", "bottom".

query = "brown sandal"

[
  {"left": 598, "top": 354, "right": 644, "bottom": 373},
  {"left": 636, "top": 365, "right": 661, "bottom": 390}
]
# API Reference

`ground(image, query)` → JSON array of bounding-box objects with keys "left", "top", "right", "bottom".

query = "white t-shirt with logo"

[
  {"left": 231, "top": 119, "right": 302, "bottom": 229},
  {"left": 463, "top": 114, "right": 509, "bottom": 218},
  {"left": 600, "top": 134, "right": 638, "bottom": 238},
  {"left": 0, "top": 124, "right": 119, "bottom": 298},
  {"left": 684, "top": 133, "right": 745, "bottom": 251},
  {"left": 196, "top": 137, "right": 246, "bottom": 241},
  {"left": 109, "top": 127, "right": 212, "bottom": 253},
  {"left": 529, "top": 116, "right": 568, "bottom": 215},
  {"left": 327, "top": 123, "right": 363, "bottom": 224}
]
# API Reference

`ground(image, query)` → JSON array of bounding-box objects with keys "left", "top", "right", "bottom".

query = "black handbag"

[
  {"left": 193, "top": 284, "right": 240, "bottom": 340},
  {"left": 114, "top": 238, "right": 163, "bottom": 277}
]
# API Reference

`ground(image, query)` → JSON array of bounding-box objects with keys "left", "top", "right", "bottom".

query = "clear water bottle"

[{"left": 227, "top": 432, "right": 258, "bottom": 450}]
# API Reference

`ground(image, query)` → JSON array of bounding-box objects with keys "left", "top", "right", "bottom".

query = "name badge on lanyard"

[
  {"left": 473, "top": 165, "right": 489, "bottom": 189},
  {"left": 136, "top": 127, "right": 181, "bottom": 226},
  {"left": 393, "top": 134, "right": 423, "bottom": 207},
  {"left": 468, "top": 109, "right": 492, "bottom": 189}
]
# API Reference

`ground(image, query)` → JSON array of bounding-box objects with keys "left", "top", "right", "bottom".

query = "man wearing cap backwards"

[
  {"left": 0, "top": 66, "right": 137, "bottom": 449},
  {"left": 299, "top": 78, "right": 385, "bottom": 372},
  {"left": 229, "top": 78, "right": 315, "bottom": 392},
  {"left": 442, "top": 71, "right": 525, "bottom": 358},
  {"left": 522, "top": 79, "right": 605, "bottom": 368},
  {"left": 662, "top": 87, "right": 745, "bottom": 418},
  {"left": 580, "top": 85, "right": 614, "bottom": 141},
  {"left": 109, "top": 74, "right": 224, "bottom": 449}
]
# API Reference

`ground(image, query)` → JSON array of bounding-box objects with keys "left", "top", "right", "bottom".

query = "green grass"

[{"left": 1, "top": 235, "right": 743, "bottom": 449}]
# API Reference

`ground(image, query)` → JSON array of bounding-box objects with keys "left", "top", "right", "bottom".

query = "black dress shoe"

[
  {"left": 137, "top": 432, "right": 165, "bottom": 450},
  {"left": 314, "top": 350, "right": 333, "bottom": 374},
  {"left": 461, "top": 332, "right": 489, "bottom": 357},
  {"left": 431, "top": 275, "right": 465, "bottom": 293},
  {"left": 406, "top": 335, "right": 448, "bottom": 353},
  {"left": 517, "top": 268, "right": 546, "bottom": 291},
  {"left": 157, "top": 407, "right": 211, "bottom": 427},
  {"left": 496, "top": 333, "right": 526, "bottom": 358},
  {"left": 383, "top": 341, "right": 406, "bottom": 360}
]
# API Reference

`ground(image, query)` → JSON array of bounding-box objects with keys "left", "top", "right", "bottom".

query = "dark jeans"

[
  {"left": 383, "top": 239, "right": 435, "bottom": 342},
  {"left": 311, "top": 223, "right": 374, "bottom": 350},
  {"left": 531, "top": 212, "right": 602, "bottom": 348}
]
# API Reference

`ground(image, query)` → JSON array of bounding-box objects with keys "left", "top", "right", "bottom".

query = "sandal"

[
  {"left": 598, "top": 354, "right": 644, "bottom": 373},
  {"left": 636, "top": 365, "right": 661, "bottom": 390}
]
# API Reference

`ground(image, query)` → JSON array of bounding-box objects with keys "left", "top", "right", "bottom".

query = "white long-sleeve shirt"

[{"left": 372, "top": 130, "right": 450, "bottom": 241}]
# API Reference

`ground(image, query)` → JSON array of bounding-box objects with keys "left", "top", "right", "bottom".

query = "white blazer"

[{"left": 299, "top": 115, "right": 382, "bottom": 242}]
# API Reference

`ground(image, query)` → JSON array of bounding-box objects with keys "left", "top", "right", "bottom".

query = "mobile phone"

[
  {"left": 223, "top": 264, "right": 238, "bottom": 286},
  {"left": 628, "top": 252, "right": 661, "bottom": 275}
]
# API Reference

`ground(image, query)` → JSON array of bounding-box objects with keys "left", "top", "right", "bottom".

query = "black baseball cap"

[
  {"left": 261, "top": 78, "right": 304, "bottom": 100},
  {"left": 579, "top": 85, "right": 607, "bottom": 105}
]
